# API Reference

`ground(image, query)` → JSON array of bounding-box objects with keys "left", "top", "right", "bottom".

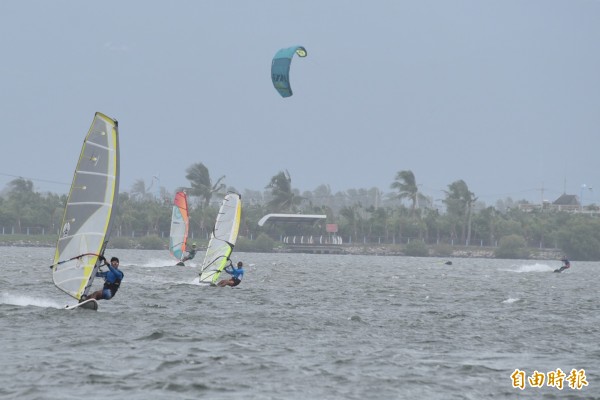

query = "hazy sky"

[{"left": 1, "top": 0, "right": 598, "bottom": 206}]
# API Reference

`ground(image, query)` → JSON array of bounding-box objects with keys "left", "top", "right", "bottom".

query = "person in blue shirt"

[
  {"left": 218, "top": 260, "right": 245, "bottom": 287},
  {"left": 82, "top": 256, "right": 124, "bottom": 301}
]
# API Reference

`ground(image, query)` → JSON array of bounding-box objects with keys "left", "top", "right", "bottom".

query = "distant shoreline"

[
  {"left": 0, "top": 237, "right": 563, "bottom": 260},
  {"left": 280, "top": 243, "right": 563, "bottom": 260}
]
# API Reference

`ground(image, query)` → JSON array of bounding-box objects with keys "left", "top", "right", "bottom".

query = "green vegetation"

[
  {"left": 109, "top": 236, "right": 137, "bottom": 249},
  {"left": 138, "top": 235, "right": 166, "bottom": 250},
  {"left": 404, "top": 240, "right": 429, "bottom": 257},
  {"left": 235, "top": 234, "right": 275, "bottom": 253},
  {"left": 556, "top": 218, "right": 600, "bottom": 261},
  {"left": 494, "top": 234, "right": 530, "bottom": 259},
  {"left": 2, "top": 168, "right": 600, "bottom": 260}
]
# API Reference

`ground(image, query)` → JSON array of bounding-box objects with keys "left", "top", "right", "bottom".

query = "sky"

[{"left": 0, "top": 0, "right": 599, "bottom": 207}]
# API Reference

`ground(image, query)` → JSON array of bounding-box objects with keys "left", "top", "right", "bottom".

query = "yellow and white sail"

[
  {"left": 52, "top": 112, "right": 120, "bottom": 300},
  {"left": 199, "top": 193, "right": 242, "bottom": 285}
]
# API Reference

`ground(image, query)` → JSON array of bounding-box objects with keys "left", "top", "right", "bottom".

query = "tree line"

[{"left": 2, "top": 164, "right": 600, "bottom": 260}]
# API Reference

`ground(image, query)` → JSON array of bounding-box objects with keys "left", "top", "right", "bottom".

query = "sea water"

[{"left": 1, "top": 247, "right": 598, "bottom": 400}]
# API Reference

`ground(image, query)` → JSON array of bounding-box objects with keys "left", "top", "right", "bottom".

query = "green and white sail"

[
  {"left": 199, "top": 193, "right": 242, "bottom": 285},
  {"left": 52, "top": 112, "right": 120, "bottom": 300}
]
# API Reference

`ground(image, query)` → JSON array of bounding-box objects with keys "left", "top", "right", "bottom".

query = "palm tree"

[
  {"left": 265, "top": 170, "right": 303, "bottom": 212},
  {"left": 390, "top": 170, "right": 421, "bottom": 216},
  {"left": 6, "top": 178, "right": 36, "bottom": 233},
  {"left": 444, "top": 179, "right": 477, "bottom": 245},
  {"left": 339, "top": 203, "right": 362, "bottom": 242},
  {"left": 185, "top": 162, "right": 226, "bottom": 208},
  {"left": 130, "top": 179, "right": 153, "bottom": 201}
]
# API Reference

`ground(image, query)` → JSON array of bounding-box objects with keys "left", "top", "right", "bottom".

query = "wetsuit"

[
  {"left": 182, "top": 249, "right": 197, "bottom": 262},
  {"left": 96, "top": 263, "right": 124, "bottom": 299},
  {"left": 556, "top": 260, "right": 570, "bottom": 273},
  {"left": 223, "top": 265, "right": 244, "bottom": 286}
]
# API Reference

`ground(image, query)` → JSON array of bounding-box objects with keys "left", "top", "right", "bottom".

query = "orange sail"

[{"left": 169, "top": 191, "right": 189, "bottom": 260}]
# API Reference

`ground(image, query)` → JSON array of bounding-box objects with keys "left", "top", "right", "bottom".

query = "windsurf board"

[{"left": 65, "top": 298, "right": 99, "bottom": 311}]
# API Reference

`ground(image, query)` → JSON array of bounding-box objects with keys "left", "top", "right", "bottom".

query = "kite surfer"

[{"left": 554, "top": 258, "right": 571, "bottom": 273}]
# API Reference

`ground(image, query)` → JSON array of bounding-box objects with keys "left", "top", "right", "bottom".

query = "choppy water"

[{"left": 1, "top": 247, "right": 598, "bottom": 399}]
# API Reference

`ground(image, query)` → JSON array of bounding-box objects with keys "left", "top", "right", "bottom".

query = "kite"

[{"left": 271, "top": 46, "right": 307, "bottom": 98}]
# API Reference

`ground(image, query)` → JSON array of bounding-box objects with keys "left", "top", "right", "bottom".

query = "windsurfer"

[
  {"left": 217, "top": 260, "right": 245, "bottom": 287},
  {"left": 181, "top": 243, "right": 197, "bottom": 263},
  {"left": 82, "top": 256, "right": 124, "bottom": 302},
  {"left": 554, "top": 258, "right": 571, "bottom": 273}
]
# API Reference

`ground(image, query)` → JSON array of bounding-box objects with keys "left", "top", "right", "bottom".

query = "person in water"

[
  {"left": 555, "top": 258, "right": 571, "bottom": 273},
  {"left": 218, "top": 260, "right": 245, "bottom": 287},
  {"left": 82, "top": 256, "right": 124, "bottom": 302},
  {"left": 181, "top": 243, "right": 197, "bottom": 263}
]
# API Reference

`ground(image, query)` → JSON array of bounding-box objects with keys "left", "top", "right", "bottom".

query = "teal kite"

[{"left": 271, "top": 46, "right": 307, "bottom": 98}]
